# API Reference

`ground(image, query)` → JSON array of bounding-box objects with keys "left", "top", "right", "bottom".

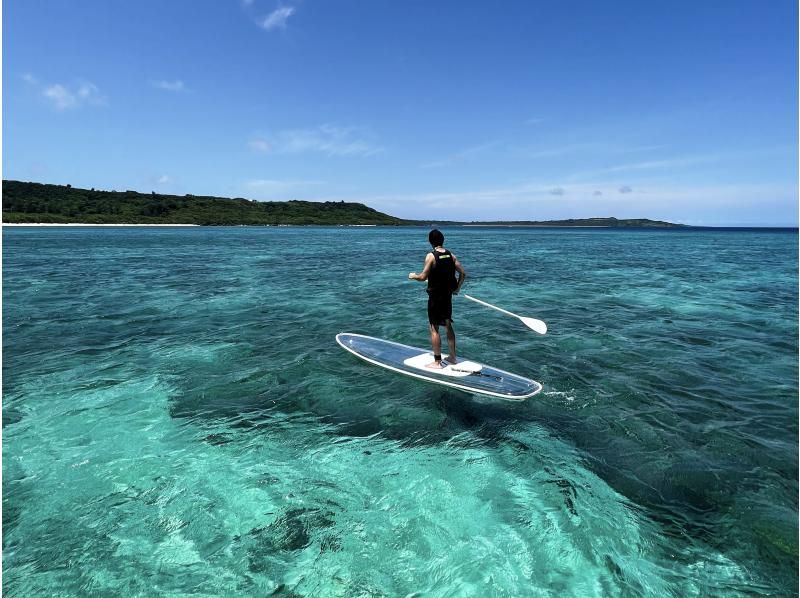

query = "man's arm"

[
  {"left": 408, "top": 253, "right": 435, "bottom": 281},
  {"left": 453, "top": 254, "right": 466, "bottom": 294}
]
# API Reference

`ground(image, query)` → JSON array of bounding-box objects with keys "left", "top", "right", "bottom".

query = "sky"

[{"left": 3, "top": 0, "right": 798, "bottom": 225}]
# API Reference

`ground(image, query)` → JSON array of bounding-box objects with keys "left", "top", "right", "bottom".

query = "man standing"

[{"left": 408, "top": 229, "right": 466, "bottom": 368}]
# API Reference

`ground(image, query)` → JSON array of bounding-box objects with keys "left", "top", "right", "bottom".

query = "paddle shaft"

[
  {"left": 462, "top": 293, "right": 547, "bottom": 334},
  {"left": 463, "top": 294, "right": 521, "bottom": 319}
]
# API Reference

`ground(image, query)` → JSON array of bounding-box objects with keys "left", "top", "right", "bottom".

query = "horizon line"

[{"left": 3, "top": 178, "right": 797, "bottom": 229}]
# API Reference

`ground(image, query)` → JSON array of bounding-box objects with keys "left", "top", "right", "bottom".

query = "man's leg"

[
  {"left": 427, "top": 323, "right": 444, "bottom": 368},
  {"left": 444, "top": 320, "right": 457, "bottom": 364}
]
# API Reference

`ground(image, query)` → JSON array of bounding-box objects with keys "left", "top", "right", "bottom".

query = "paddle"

[{"left": 463, "top": 294, "right": 548, "bottom": 335}]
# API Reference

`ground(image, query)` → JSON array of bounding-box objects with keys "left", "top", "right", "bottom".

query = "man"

[{"left": 408, "top": 229, "right": 466, "bottom": 368}]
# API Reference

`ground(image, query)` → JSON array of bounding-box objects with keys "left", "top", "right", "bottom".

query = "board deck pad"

[
  {"left": 336, "top": 333, "right": 542, "bottom": 400},
  {"left": 402, "top": 353, "right": 482, "bottom": 377}
]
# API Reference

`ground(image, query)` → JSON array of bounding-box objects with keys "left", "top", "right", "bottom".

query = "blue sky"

[{"left": 4, "top": 0, "right": 798, "bottom": 225}]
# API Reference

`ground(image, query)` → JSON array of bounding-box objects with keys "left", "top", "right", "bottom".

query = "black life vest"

[{"left": 427, "top": 249, "right": 457, "bottom": 294}]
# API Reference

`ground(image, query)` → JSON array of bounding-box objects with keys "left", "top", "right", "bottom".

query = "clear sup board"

[{"left": 336, "top": 333, "right": 542, "bottom": 401}]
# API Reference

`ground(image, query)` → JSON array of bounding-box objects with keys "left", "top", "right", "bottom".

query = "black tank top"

[{"left": 427, "top": 249, "right": 456, "bottom": 295}]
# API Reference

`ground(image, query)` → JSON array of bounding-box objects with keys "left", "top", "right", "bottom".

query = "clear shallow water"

[{"left": 3, "top": 226, "right": 797, "bottom": 597}]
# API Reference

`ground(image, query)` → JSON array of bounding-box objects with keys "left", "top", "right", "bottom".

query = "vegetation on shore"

[
  {"left": 2, "top": 181, "right": 409, "bottom": 225},
  {"left": 3, "top": 180, "right": 687, "bottom": 227}
]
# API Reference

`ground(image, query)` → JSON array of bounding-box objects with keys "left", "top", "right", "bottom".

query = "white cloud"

[
  {"left": 261, "top": 6, "right": 295, "bottom": 30},
  {"left": 22, "top": 73, "right": 38, "bottom": 85},
  {"left": 150, "top": 79, "right": 188, "bottom": 92},
  {"left": 38, "top": 79, "right": 105, "bottom": 110},
  {"left": 521, "top": 142, "right": 608, "bottom": 160},
  {"left": 520, "top": 142, "right": 668, "bottom": 163},
  {"left": 303, "top": 181, "right": 797, "bottom": 225},
  {"left": 422, "top": 141, "right": 500, "bottom": 169},
  {"left": 263, "top": 167, "right": 791, "bottom": 224},
  {"left": 270, "top": 125, "right": 382, "bottom": 157},
  {"left": 43, "top": 84, "right": 78, "bottom": 110},
  {"left": 244, "top": 178, "right": 324, "bottom": 199},
  {"left": 146, "top": 174, "right": 174, "bottom": 186},
  {"left": 565, "top": 154, "right": 723, "bottom": 183},
  {"left": 77, "top": 82, "right": 100, "bottom": 99},
  {"left": 249, "top": 139, "right": 272, "bottom": 153}
]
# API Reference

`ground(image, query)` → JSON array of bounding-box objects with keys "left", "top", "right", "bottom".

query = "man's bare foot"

[
  {"left": 445, "top": 355, "right": 457, "bottom": 364},
  {"left": 426, "top": 360, "right": 446, "bottom": 369}
]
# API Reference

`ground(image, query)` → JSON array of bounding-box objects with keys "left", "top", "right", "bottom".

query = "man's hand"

[{"left": 410, "top": 254, "right": 434, "bottom": 282}]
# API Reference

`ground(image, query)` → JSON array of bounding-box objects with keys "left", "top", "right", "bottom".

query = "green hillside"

[{"left": 2, "top": 180, "right": 409, "bottom": 225}]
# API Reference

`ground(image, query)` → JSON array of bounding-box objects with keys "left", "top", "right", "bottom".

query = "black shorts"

[{"left": 427, "top": 292, "right": 453, "bottom": 326}]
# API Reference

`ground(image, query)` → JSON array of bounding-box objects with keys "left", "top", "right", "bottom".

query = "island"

[
  {"left": 2, "top": 180, "right": 687, "bottom": 228},
  {"left": 463, "top": 217, "right": 687, "bottom": 228}
]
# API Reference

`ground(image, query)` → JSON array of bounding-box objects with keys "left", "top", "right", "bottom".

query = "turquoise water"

[{"left": 3, "top": 226, "right": 798, "bottom": 597}]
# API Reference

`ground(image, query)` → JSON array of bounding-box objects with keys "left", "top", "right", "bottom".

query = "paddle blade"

[{"left": 521, "top": 317, "right": 547, "bottom": 335}]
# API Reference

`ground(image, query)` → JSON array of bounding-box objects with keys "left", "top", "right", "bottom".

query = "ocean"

[{"left": 3, "top": 225, "right": 798, "bottom": 596}]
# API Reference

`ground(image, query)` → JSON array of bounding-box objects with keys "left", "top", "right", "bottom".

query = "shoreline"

[
  {"left": 3, "top": 222, "right": 795, "bottom": 230},
  {"left": 462, "top": 224, "right": 611, "bottom": 228},
  {"left": 2, "top": 223, "right": 381, "bottom": 227},
  {"left": 3, "top": 222, "right": 618, "bottom": 228},
  {"left": 3, "top": 223, "right": 201, "bottom": 227}
]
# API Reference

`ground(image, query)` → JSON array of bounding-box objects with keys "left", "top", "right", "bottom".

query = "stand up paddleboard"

[{"left": 336, "top": 333, "right": 542, "bottom": 401}]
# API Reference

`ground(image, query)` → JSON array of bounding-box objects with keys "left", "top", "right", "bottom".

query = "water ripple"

[{"left": 3, "top": 226, "right": 797, "bottom": 596}]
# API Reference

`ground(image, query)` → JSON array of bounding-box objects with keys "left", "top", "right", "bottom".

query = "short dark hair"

[{"left": 428, "top": 229, "right": 444, "bottom": 247}]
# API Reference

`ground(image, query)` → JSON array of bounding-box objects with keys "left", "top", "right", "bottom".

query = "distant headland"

[{"left": 2, "top": 180, "right": 688, "bottom": 228}]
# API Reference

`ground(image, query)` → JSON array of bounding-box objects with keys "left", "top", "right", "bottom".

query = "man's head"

[{"left": 429, "top": 229, "right": 444, "bottom": 247}]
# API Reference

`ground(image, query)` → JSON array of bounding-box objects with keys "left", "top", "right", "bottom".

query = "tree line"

[{"left": 2, "top": 181, "right": 411, "bottom": 225}]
